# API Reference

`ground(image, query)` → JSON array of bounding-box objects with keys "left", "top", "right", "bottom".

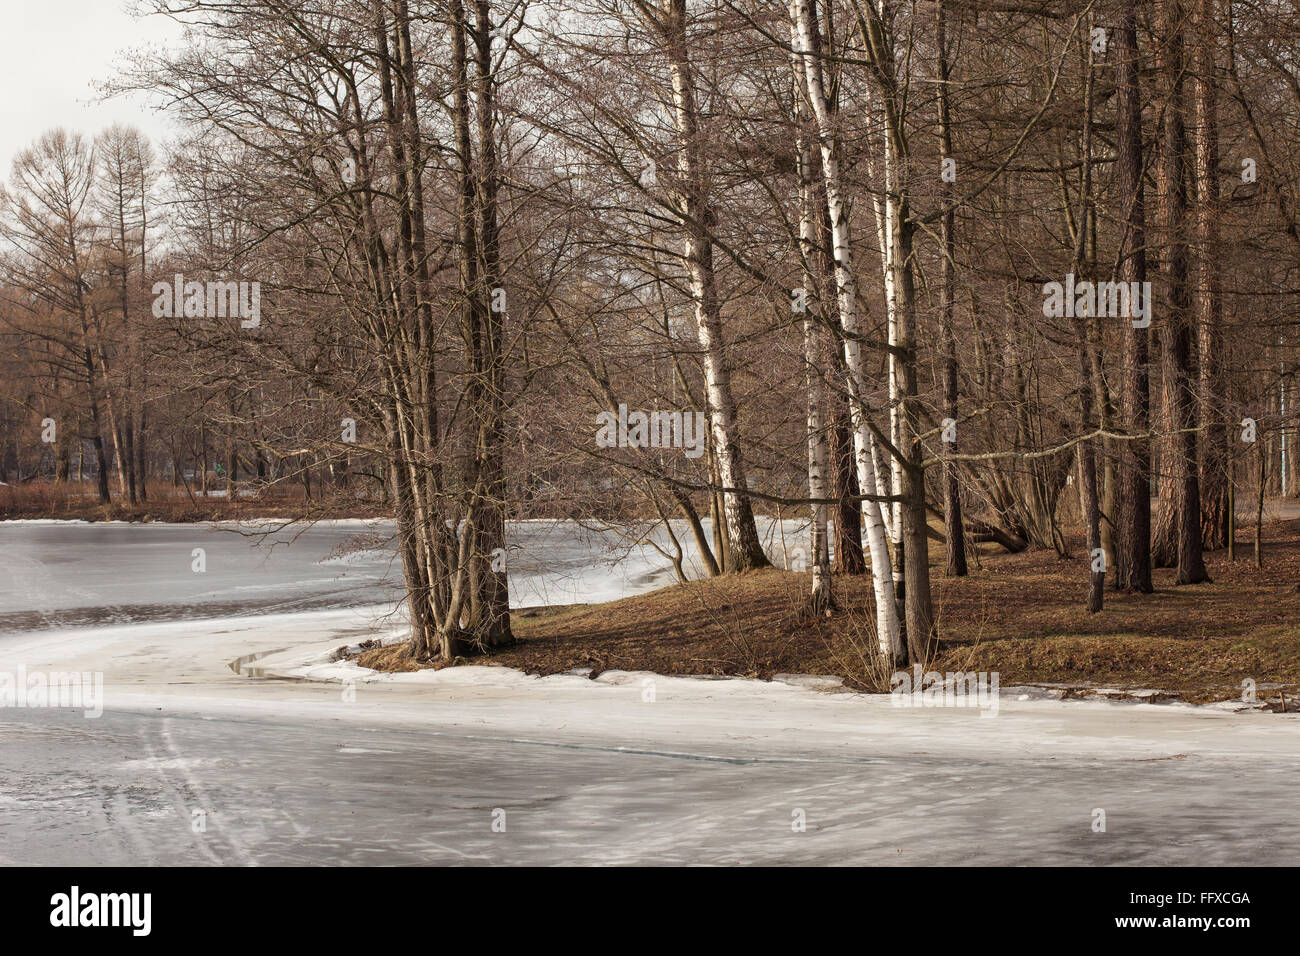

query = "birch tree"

[
  {"left": 791, "top": 0, "right": 903, "bottom": 662},
  {"left": 652, "top": 0, "right": 771, "bottom": 573}
]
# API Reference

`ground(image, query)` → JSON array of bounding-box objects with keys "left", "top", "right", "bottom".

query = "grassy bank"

[
  {"left": 0, "top": 479, "right": 372, "bottom": 522},
  {"left": 358, "top": 519, "right": 1300, "bottom": 707}
]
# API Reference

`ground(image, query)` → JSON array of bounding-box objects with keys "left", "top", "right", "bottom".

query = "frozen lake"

[
  {"left": 0, "top": 516, "right": 813, "bottom": 634},
  {"left": 0, "top": 521, "right": 404, "bottom": 632}
]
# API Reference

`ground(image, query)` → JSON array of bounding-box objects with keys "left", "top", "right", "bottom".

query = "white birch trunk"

[
  {"left": 793, "top": 86, "right": 834, "bottom": 611},
  {"left": 661, "top": 0, "right": 768, "bottom": 571},
  {"left": 883, "top": 135, "right": 904, "bottom": 563},
  {"left": 864, "top": 84, "right": 902, "bottom": 555},
  {"left": 791, "top": 0, "right": 902, "bottom": 660}
]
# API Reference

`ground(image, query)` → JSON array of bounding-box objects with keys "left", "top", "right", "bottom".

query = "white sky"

[{"left": 0, "top": 0, "right": 185, "bottom": 177}]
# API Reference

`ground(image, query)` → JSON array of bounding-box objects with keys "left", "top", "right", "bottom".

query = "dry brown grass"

[
  {"left": 0, "top": 479, "right": 373, "bottom": 522},
  {"left": 358, "top": 518, "right": 1300, "bottom": 705}
]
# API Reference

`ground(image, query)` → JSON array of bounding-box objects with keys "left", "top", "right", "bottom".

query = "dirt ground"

[{"left": 359, "top": 519, "right": 1300, "bottom": 706}]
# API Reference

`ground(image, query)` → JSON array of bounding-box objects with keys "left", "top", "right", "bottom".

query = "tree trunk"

[
  {"left": 1191, "top": 0, "right": 1227, "bottom": 550},
  {"left": 794, "top": 92, "right": 835, "bottom": 613},
  {"left": 936, "top": 0, "right": 967, "bottom": 577},
  {"left": 671, "top": 486, "right": 721, "bottom": 577},
  {"left": 662, "top": 0, "right": 769, "bottom": 573},
  {"left": 1255, "top": 443, "right": 1265, "bottom": 568},
  {"left": 1155, "top": 0, "right": 1209, "bottom": 584},
  {"left": 1113, "top": 0, "right": 1154, "bottom": 592},
  {"left": 829, "top": 397, "right": 866, "bottom": 573},
  {"left": 791, "top": 0, "right": 903, "bottom": 663},
  {"left": 469, "top": 0, "right": 513, "bottom": 647},
  {"left": 1073, "top": 21, "right": 1103, "bottom": 612}
]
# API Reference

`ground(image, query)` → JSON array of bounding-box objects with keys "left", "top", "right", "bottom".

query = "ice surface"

[{"left": 0, "top": 517, "right": 815, "bottom": 631}]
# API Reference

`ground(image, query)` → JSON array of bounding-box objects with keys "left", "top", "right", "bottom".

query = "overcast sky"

[{"left": 0, "top": 0, "right": 184, "bottom": 176}]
